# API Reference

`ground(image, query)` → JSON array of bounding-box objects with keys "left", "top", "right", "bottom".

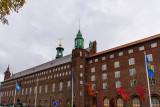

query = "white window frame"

[
  {"left": 139, "top": 46, "right": 144, "bottom": 51},
  {"left": 151, "top": 43, "right": 157, "bottom": 48},
  {"left": 114, "top": 61, "right": 120, "bottom": 68},
  {"left": 103, "top": 83, "right": 107, "bottom": 89},
  {"left": 128, "top": 49, "right": 133, "bottom": 54},
  {"left": 91, "top": 75, "right": 95, "bottom": 81},
  {"left": 119, "top": 52, "right": 123, "bottom": 56},
  {"left": 116, "top": 81, "right": 121, "bottom": 88},
  {"left": 129, "top": 58, "right": 135, "bottom": 65},
  {"left": 102, "top": 64, "right": 107, "bottom": 71},
  {"left": 102, "top": 73, "right": 107, "bottom": 80},
  {"left": 91, "top": 67, "right": 95, "bottom": 73},
  {"left": 115, "top": 71, "right": 120, "bottom": 78}
]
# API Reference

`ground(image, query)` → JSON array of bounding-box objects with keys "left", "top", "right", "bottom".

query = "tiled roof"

[
  {"left": 5, "top": 47, "right": 92, "bottom": 82},
  {"left": 89, "top": 34, "right": 160, "bottom": 58},
  {"left": 5, "top": 54, "right": 72, "bottom": 82}
]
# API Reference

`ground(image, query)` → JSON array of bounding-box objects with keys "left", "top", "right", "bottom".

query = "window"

[
  {"left": 114, "top": 61, "right": 120, "bottom": 68},
  {"left": 129, "top": 68, "right": 136, "bottom": 76},
  {"left": 22, "top": 89, "right": 24, "bottom": 95},
  {"left": 89, "top": 60, "right": 92, "bottom": 64},
  {"left": 92, "top": 84, "right": 96, "bottom": 90},
  {"left": 59, "top": 99, "right": 62, "bottom": 104},
  {"left": 151, "top": 96, "right": 160, "bottom": 107},
  {"left": 91, "top": 67, "right": 95, "bottom": 73},
  {"left": 103, "top": 83, "right": 107, "bottom": 89},
  {"left": 80, "top": 73, "right": 83, "bottom": 77},
  {"left": 119, "top": 52, "right": 123, "bottom": 56},
  {"left": 67, "top": 65, "right": 70, "bottom": 68},
  {"left": 116, "top": 81, "right": 121, "bottom": 88},
  {"left": 102, "top": 64, "right": 107, "bottom": 71},
  {"left": 128, "top": 49, "right": 133, "bottom": 54},
  {"left": 115, "top": 71, "right": 120, "bottom": 78},
  {"left": 139, "top": 46, "right": 144, "bottom": 51},
  {"left": 25, "top": 88, "right": 28, "bottom": 95},
  {"left": 59, "top": 82, "right": 63, "bottom": 91},
  {"left": 67, "top": 81, "right": 71, "bottom": 91},
  {"left": 102, "top": 56, "right": 106, "bottom": 60},
  {"left": 45, "top": 100, "right": 48, "bottom": 104},
  {"left": 52, "top": 83, "right": 55, "bottom": 92},
  {"left": 102, "top": 73, "right": 107, "bottom": 80},
  {"left": 66, "top": 71, "right": 68, "bottom": 75},
  {"left": 133, "top": 97, "right": 140, "bottom": 107},
  {"left": 95, "top": 58, "right": 98, "bottom": 62},
  {"left": 39, "top": 85, "right": 42, "bottom": 94},
  {"left": 147, "top": 54, "right": 153, "bottom": 61},
  {"left": 131, "top": 79, "right": 137, "bottom": 87},
  {"left": 129, "top": 58, "right": 135, "bottom": 65},
  {"left": 80, "top": 81, "right": 83, "bottom": 85},
  {"left": 80, "top": 91, "right": 83, "bottom": 96},
  {"left": 104, "top": 98, "right": 109, "bottom": 107},
  {"left": 91, "top": 75, "right": 95, "bottom": 81},
  {"left": 149, "top": 77, "right": 156, "bottom": 85},
  {"left": 29, "top": 87, "right": 32, "bottom": 95},
  {"left": 61, "top": 66, "right": 63, "bottom": 70},
  {"left": 117, "top": 98, "right": 124, "bottom": 107},
  {"left": 67, "top": 99, "right": 70, "bottom": 104},
  {"left": 45, "top": 84, "right": 48, "bottom": 93},
  {"left": 53, "top": 69, "right": 55, "bottom": 72},
  {"left": 80, "top": 51, "right": 82, "bottom": 56},
  {"left": 151, "top": 43, "right": 157, "bottom": 48},
  {"left": 110, "top": 54, "right": 114, "bottom": 58},
  {"left": 34, "top": 86, "right": 37, "bottom": 94},
  {"left": 80, "top": 65, "right": 83, "bottom": 68},
  {"left": 64, "top": 65, "right": 66, "bottom": 69}
]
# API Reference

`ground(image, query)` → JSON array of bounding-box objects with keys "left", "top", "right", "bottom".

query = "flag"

[
  {"left": 16, "top": 83, "right": 21, "bottom": 91},
  {"left": 145, "top": 54, "right": 154, "bottom": 77},
  {"left": 72, "top": 71, "right": 76, "bottom": 85}
]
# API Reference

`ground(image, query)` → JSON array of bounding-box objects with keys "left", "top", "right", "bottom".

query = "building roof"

[
  {"left": 5, "top": 54, "right": 72, "bottom": 82},
  {"left": 89, "top": 33, "right": 160, "bottom": 58},
  {"left": 4, "top": 47, "right": 92, "bottom": 82}
]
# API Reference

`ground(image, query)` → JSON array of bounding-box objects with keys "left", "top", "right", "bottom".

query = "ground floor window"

[
  {"left": 133, "top": 97, "right": 140, "bottom": 107},
  {"left": 152, "top": 96, "right": 160, "bottom": 107},
  {"left": 104, "top": 98, "right": 109, "bottom": 107},
  {"left": 117, "top": 98, "right": 124, "bottom": 107}
]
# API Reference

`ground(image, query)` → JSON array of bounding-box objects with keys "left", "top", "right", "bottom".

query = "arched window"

[
  {"left": 67, "top": 99, "right": 70, "bottom": 104},
  {"left": 152, "top": 96, "right": 160, "bottom": 107},
  {"left": 92, "top": 97, "right": 96, "bottom": 105},
  {"left": 39, "top": 100, "right": 41, "bottom": 104},
  {"left": 52, "top": 99, "right": 55, "bottom": 105},
  {"left": 45, "top": 100, "right": 48, "bottom": 104},
  {"left": 104, "top": 98, "right": 109, "bottom": 107},
  {"left": 59, "top": 99, "right": 62, "bottom": 104},
  {"left": 117, "top": 98, "right": 124, "bottom": 107},
  {"left": 133, "top": 97, "right": 140, "bottom": 107}
]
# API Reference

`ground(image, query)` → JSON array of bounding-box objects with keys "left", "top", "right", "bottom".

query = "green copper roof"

[{"left": 76, "top": 30, "right": 82, "bottom": 38}]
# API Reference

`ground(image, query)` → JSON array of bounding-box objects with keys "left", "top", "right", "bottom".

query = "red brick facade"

[{"left": 1, "top": 34, "right": 160, "bottom": 107}]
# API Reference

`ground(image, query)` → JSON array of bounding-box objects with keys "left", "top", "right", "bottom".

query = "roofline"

[{"left": 89, "top": 33, "right": 160, "bottom": 58}]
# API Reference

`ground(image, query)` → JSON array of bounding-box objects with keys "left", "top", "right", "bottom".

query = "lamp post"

[
  {"left": 50, "top": 94, "right": 51, "bottom": 107},
  {"left": 95, "top": 91, "right": 98, "bottom": 107}
]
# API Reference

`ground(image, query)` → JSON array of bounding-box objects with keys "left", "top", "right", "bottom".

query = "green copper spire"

[
  {"left": 75, "top": 30, "right": 84, "bottom": 49},
  {"left": 56, "top": 39, "right": 64, "bottom": 59}
]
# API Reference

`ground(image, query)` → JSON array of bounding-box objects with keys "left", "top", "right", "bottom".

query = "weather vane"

[{"left": 58, "top": 38, "right": 63, "bottom": 47}]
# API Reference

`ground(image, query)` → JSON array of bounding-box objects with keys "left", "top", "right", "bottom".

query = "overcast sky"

[{"left": 0, "top": 0, "right": 160, "bottom": 82}]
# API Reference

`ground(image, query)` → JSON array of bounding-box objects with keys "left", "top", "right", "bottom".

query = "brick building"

[{"left": 0, "top": 30, "right": 160, "bottom": 107}]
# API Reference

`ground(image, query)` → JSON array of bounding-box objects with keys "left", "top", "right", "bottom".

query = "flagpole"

[
  {"left": 13, "top": 80, "right": 17, "bottom": 107},
  {"left": 72, "top": 74, "right": 73, "bottom": 107},
  {"left": 35, "top": 77, "right": 38, "bottom": 107},
  {"left": 144, "top": 52, "right": 152, "bottom": 107}
]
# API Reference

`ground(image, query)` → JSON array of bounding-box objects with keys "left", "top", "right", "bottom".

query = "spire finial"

[
  {"left": 58, "top": 38, "right": 63, "bottom": 47},
  {"left": 7, "top": 65, "right": 9, "bottom": 70},
  {"left": 79, "top": 18, "right": 80, "bottom": 30}
]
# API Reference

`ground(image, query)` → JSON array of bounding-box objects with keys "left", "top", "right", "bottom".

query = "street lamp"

[{"left": 50, "top": 94, "right": 51, "bottom": 107}]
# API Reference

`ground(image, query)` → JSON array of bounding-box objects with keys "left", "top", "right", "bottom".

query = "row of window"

[
  {"left": 103, "top": 96, "right": 159, "bottom": 107},
  {"left": 1, "top": 80, "right": 72, "bottom": 97},
  {"left": 91, "top": 54, "right": 153, "bottom": 72},
  {"left": 91, "top": 77, "right": 156, "bottom": 90},
  {"left": 89, "top": 42, "right": 157, "bottom": 63}
]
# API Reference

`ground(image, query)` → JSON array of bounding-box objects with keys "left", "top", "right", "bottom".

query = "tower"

[
  {"left": 75, "top": 30, "right": 84, "bottom": 49},
  {"left": 4, "top": 65, "right": 11, "bottom": 80},
  {"left": 56, "top": 38, "right": 64, "bottom": 59}
]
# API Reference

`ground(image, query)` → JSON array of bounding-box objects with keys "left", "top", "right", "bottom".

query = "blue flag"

[
  {"left": 16, "top": 83, "right": 21, "bottom": 91},
  {"left": 145, "top": 54, "right": 154, "bottom": 77},
  {"left": 72, "top": 71, "right": 76, "bottom": 85}
]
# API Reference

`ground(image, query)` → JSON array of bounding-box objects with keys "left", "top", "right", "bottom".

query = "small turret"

[
  {"left": 56, "top": 38, "right": 64, "bottom": 59},
  {"left": 4, "top": 65, "right": 11, "bottom": 80},
  {"left": 75, "top": 30, "right": 84, "bottom": 49}
]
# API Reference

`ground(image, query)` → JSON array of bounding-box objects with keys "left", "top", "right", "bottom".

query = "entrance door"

[
  {"left": 133, "top": 97, "right": 140, "bottom": 107},
  {"left": 104, "top": 98, "right": 109, "bottom": 107}
]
